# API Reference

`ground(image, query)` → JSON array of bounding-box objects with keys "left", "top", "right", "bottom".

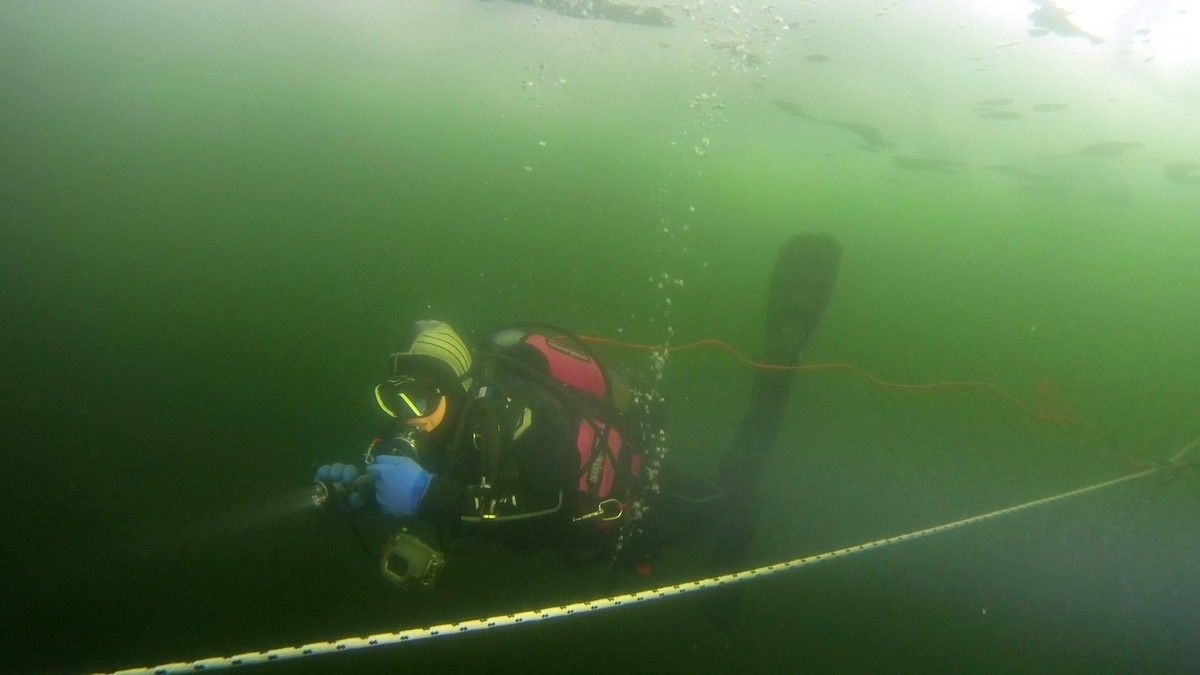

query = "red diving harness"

[{"left": 518, "top": 332, "right": 644, "bottom": 531}]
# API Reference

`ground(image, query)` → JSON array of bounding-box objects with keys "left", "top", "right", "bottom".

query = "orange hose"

[{"left": 580, "top": 334, "right": 1115, "bottom": 448}]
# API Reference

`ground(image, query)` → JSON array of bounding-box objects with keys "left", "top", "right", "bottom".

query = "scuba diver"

[
  {"left": 314, "top": 319, "right": 651, "bottom": 590},
  {"left": 313, "top": 232, "right": 841, "bottom": 593}
]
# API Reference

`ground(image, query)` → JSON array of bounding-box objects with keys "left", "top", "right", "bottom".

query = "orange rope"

[{"left": 580, "top": 334, "right": 1115, "bottom": 447}]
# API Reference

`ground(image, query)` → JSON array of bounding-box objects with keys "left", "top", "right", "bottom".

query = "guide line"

[{"left": 97, "top": 436, "right": 1197, "bottom": 675}]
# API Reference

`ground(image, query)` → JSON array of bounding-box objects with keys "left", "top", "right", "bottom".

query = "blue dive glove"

[
  {"left": 314, "top": 463, "right": 366, "bottom": 510},
  {"left": 366, "top": 455, "right": 432, "bottom": 517}
]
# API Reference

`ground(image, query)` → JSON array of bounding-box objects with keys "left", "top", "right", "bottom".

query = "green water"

[{"left": 3, "top": 2, "right": 1198, "bottom": 673}]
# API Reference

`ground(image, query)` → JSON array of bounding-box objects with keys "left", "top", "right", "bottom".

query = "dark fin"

[
  {"left": 762, "top": 232, "right": 842, "bottom": 366},
  {"left": 708, "top": 233, "right": 841, "bottom": 600},
  {"left": 699, "top": 234, "right": 841, "bottom": 632}
]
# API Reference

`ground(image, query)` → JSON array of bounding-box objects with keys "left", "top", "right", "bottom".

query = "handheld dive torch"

[
  {"left": 312, "top": 417, "right": 413, "bottom": 509},
  {"left": 311, "top": 473, "right": 373, "bottom": 509}
]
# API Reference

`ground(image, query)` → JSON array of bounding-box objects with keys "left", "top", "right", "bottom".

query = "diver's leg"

[
  {"left": 610, "top": 234, "right": 839, "bottom": 589},
  {"left": 710, "top": 232, "right": 841, "bottom": 571}
]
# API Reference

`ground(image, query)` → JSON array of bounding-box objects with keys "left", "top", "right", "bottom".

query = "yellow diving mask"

[{"left": 374, "top": 376, "right": 448, "bottom": 433}]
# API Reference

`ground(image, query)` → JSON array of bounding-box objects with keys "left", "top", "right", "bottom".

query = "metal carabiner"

[{"left": 572, "top": 498, "right": 623, "bottom": 523}]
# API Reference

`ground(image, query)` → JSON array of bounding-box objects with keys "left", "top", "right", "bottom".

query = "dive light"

[{"left": 311, "top": 474, "right": 373, "bottom": 509}]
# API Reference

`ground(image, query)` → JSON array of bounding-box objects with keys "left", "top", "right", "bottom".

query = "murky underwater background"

[{"left": 2, "top": 1, "right": 1198, "bottom": 673}]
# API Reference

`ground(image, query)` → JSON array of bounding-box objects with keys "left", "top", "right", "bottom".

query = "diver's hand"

[
  {"left": 314, "top": 463, "right": 366, "bottom": 510},
  {"left": 366, "top": 455, "right": 432, "bottom": 517}
]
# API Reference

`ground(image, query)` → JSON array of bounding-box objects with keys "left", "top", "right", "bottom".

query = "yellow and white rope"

[{"left": 100, "top": 438, "right": 1196, "bottom": 675}]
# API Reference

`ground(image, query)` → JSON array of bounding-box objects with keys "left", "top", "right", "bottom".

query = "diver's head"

[{"left": 375, "top": 320, "right": 472, "bottom": 438}]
